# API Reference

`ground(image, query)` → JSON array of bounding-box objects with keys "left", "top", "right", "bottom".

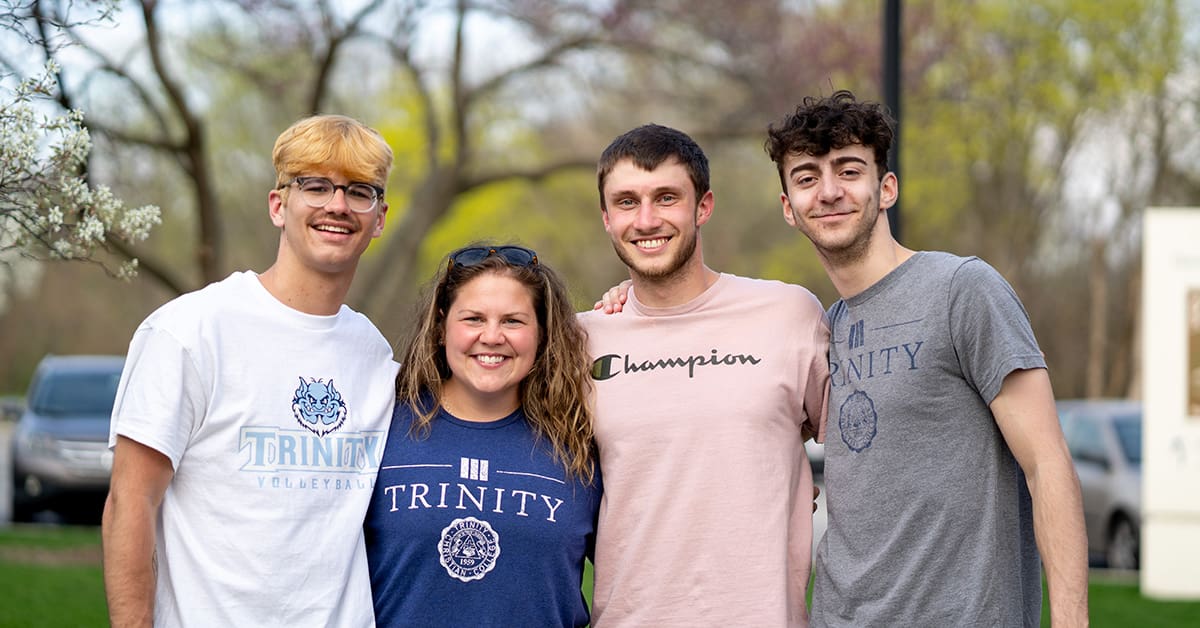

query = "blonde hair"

[
  {"left": 272, "top": 114, "right": 393, "bottom": 189},
  {"left": 396, "top": 247, "right": 597, "bottom": 484}
]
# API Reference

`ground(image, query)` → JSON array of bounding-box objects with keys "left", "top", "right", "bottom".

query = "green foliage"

[{"left": 904, "top": 0, "right": 1182, "bottom": 262}]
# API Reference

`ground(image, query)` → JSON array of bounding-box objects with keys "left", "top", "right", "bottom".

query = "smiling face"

[
  {"left": 441, "top": 272, "right": 540, "bottom": 419},
  {"left": 268, "top": 170, "right": 387, "bottom": 279},
  {"left": 601, "top": 158, "right": 712, "bottom": 284},
  {"left": 779, "top": 144, "right": 896, "bottom": 267}
]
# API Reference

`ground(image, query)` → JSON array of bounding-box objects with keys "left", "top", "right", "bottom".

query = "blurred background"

[
  {"left": 4, "top": 0, "right": 1196, "bottom": 399},
  {"left": 4, "top": 3, "right": 1200, "bottom": 622}
]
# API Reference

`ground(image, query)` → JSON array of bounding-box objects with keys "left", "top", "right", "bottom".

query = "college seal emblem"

[
  {"left": 839, "top": 390, "right": 879, "bottom": 452},
  {"left": 438, "top": 517, "right": 501, "bottom": 582}
]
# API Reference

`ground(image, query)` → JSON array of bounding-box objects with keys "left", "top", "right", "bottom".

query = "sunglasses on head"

[{"left": 447, "top": 246, "right": 539, "bottom": 270}]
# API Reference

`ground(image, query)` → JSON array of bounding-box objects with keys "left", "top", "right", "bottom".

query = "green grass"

[
  {"left": 0, "top": 525, "right": 106, "bottom": 628},
  {"left": 0, "top": 524, "right": 101, "bottom": 550},
  {"left": 1052, "top": 576, "right": 1200, "bottom": 626},
  {"left": 3, "top": 525, "right": 1199, "bottom": 627}
]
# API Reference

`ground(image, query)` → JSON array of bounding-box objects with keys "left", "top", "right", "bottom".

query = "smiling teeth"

[
  {"left": 477, "top": 355, "right": 505, "bottom": 365},
  {"left": 315, "top": 225, "right": 351, "bottom": 234},
  {"left": 636, "top": 238, "right": 668, "bottom": 248}
]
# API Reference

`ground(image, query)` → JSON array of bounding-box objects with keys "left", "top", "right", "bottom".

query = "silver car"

[
  {"left": 11, "top": 354, "right": 123, "bottom": 522},
  {"left": 1055, "top": 398, "right": 1142, "bottom": 570}
]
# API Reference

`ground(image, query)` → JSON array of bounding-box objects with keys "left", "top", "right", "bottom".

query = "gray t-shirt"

[{"left": 812, "top": 251, "right": 1046, "bottom": 627}]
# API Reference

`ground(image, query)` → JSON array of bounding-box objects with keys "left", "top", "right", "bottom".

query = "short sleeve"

[
  {"left": 947, "top": 259, "right": 1046, "bottom": 405},
  {"left": 109, "top": 325, "right": 208, "bottom": 469},
  {"left": 806, "top": 307, "right": 831, "bottom": 444}
]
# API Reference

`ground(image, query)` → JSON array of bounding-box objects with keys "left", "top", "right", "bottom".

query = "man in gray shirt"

[{"left": 764, "top": 90, "right": 1088, "bottom": 626}]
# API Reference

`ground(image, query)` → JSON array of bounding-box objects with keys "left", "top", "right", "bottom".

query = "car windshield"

[
  {"left": 32, "top": 371, "right": 122, "bottom": 416},
  {"left": 1114, "top": 414, "right": 1141, "bottom": 465}
]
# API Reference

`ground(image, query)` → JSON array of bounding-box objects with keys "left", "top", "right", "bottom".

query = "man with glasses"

[
  {"left": 578, "top": 124, "right": 830, "bottom": 626},
  {"left": 102, "top": 114, "right": 398, "bottom": 627}
]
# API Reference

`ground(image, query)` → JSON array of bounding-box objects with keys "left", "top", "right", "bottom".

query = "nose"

[
  {"left": 479, "top": 321, "right": 504, "bottom": 345},
  {"left": 817, "top": 175, "right": 843, "bottom": 204},
  {"left": 324, "top": 187, "right": 351, "bottom": 214},
  {"left": 632, "top": 199, "right": 661, "bottom": 230}
]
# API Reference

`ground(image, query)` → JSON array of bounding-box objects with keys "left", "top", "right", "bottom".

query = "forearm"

[
  {"left": 102, "top": 490, "right": 158, "bottom": 627},
  {"left": 990, "top": 369, "right": 1088, "bottom": 626},
  {"left": 1026, "top": 455, "right": 1089, "bottom": 627}
]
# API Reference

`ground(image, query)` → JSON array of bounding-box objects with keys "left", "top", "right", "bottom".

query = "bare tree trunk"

[
  {"left": 1086, "top": 238, "right": 1108, "bottom": 399},
  {"left": 1125, "top": 272, "right": 1143, "bottom": 399}
]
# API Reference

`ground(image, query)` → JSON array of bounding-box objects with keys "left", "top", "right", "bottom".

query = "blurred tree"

[
  {"left": 1, "top": 0, "right": 1197, "bottom": 400},
  {"left": 898, "top": 0, "right": 1194, "bottom": 398},
  {"left": 0, "top": 0, "right": 160, "bottom": 299}
]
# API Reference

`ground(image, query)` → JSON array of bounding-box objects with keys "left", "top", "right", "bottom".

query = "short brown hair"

[{"left": 597, "top": 124, "right": 709, "bottom": 211}]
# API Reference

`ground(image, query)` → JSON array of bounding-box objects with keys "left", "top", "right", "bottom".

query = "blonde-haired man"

[{"left": 102, "top": 115, "right": 398, "bottom": 627}]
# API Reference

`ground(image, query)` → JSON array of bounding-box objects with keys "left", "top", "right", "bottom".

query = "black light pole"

[{"left": 883, "top": 0, "right": 902, "bottom": 242}]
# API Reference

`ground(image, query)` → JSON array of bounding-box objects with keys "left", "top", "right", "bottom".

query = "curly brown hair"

[
  {"left": 395, "top": 244, "right": 597, "bottom": 484},
  {"left": 764, "top": 90, "right": 894, "bottom": 190}
]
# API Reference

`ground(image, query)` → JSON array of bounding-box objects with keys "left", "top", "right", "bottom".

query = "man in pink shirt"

[{"left": 577, "top": 124, "right": 830, "bottom": 627}]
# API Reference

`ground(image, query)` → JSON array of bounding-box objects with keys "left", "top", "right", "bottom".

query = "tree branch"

[
  {"left": 461, "top": 157, "right": 596, "bottom": 192},
  {"left": 307, "top": 0, "right": 387, "bottom": 114},
  {"left": 104, "top": 235, "right": 190, "bottom": 296}
]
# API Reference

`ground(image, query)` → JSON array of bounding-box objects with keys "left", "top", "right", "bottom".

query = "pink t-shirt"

[{"left": 578, "top": 273, "right": 830, "bottom": 627}]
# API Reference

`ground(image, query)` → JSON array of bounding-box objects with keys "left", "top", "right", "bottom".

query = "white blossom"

[{"left": 1, "top": 57, "right": 160, "bottom": 277}]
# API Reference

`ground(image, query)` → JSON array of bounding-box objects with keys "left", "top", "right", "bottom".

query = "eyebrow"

[
  {"left": 606, "top": 184, "right": 685, "bottom": 198},
  {"left": 453, "top": 307, "right": 532, "bottom": 318},
  {"left": 787, "top": 154, "right": 870, "bottom": 179}
]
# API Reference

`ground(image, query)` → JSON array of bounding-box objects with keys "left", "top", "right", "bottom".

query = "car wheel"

[
  {"left": 1106, "top": 515, "right": 1139, "bottom": 571},
  {"left": 11, "top": 482, "right": 35, "bottom": 523}
]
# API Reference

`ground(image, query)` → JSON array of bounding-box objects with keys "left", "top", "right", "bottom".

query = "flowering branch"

[{"left": 0, "top": 60, "right": 161, "bottom": 279}]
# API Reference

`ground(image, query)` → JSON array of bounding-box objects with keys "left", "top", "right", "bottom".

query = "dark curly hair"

[{"left": 764, "top": 90, "right": 894, "bottom": 191}]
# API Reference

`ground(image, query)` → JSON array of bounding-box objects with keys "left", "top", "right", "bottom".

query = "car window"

[
  {"left": 32, "top": 370, "right": 122, "bottom": 416},
  {"left": 1065, "top": 418, "right": 1108, "bottom": 466},
  {"left": 1113, "top": 415, "right": 1142, "bottom": 465}
]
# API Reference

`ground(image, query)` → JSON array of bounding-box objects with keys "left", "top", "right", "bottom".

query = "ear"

[
  {"left": 601, "top": 205, "right": 612, "bottom": 233},
  {"left": 372, "top": 202, "right": 388, "bottom": 238},
  {"left": 879, "top": 172, "right": 898, "bottom": 211},
  {"left": 694, "top": 190, "right": 715, "bottom": 227},
  {"left": 268, "top": 189, "right": 286, "bottom": 228},
  {"left": 781, "top": 193, "right": 798, "bottom": 227}
]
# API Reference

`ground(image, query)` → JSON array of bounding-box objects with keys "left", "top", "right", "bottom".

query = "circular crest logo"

[
  {"left": 839, "top": 390, "right": 878, "bottom": 452},
  {"left": 438, "top": 517, "right": 501, "bottom": 582}
]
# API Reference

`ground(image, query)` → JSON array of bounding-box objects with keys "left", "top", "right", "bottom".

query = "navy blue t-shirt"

[{"left": 365, "top": 403, "right": 601, "bottom": 627}]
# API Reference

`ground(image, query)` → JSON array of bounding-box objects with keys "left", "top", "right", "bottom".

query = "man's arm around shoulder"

[
  {"left": 991, "top": 368, "right": 1089, "bottom": 627},
  {"left": 102, "top": 436, "right": 174, "bottom": 628}
]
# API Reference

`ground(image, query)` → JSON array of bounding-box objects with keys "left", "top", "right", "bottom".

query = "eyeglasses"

[
  {"left": 279, "top": 176, "right": 383, "bottom": 213},
  {"left": 448, "top": 246, "right": 539, "bottom": 270}
]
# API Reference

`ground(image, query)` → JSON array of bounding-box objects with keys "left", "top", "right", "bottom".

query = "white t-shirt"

[{"left": 109, "top": 271, "right": 398, "bottom": 627}]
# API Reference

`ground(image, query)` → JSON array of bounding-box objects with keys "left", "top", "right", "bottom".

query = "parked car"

[
  {"left": 1055, "top": 398, "right": 1142, "bottom": 570},
  {"left": 0, "top": 395, "right": 23, "bottom": 422},
  {"left": 11, "top": 354, "right": 124, "bottom": 522},
  {"left": 805, "top": 440, "right": 825, "bottom": 477}
]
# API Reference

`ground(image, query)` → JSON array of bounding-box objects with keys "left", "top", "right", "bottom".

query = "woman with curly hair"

[{"left": 365, "top": 244, "right": 600, "bottom": 627}]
